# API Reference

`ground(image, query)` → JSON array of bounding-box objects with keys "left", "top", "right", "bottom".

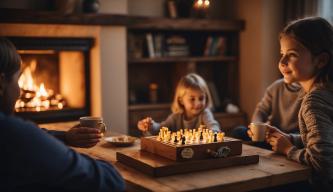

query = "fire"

[{"left": 15, "top": 59, "right": 66, "bottom": 111}]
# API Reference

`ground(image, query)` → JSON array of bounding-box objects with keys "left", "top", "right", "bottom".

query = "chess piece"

[
  {"left": 174, "top": 135, "right": 178, "bottom": 143},
  {"left": 181, "top": 136, "right": 186, "bottom": 145},
  {"left": 214, "top": 133, "right": 217, "bottom": 142},
  {"left": 200, "top": 131, "right": 203, "bottom": 141}
]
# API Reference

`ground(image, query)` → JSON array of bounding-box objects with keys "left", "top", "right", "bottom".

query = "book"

[
  {"left": 167, "top": 0, "right": 177, "bottom": 18},
  {"left": 146, "top": 33, "right": 155, "bottom": 58},
  {"left": 204, "top": 36, "right": 213, "bottom": 56},
  {"left": 154, "top": 34, "right": 164, "bottom": 57}
]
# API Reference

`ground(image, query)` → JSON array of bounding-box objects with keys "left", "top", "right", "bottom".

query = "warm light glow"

[
  {"left": 18, "top": 50, "right": 56, "bottom": 54},
  {"left": 15, "top": 59, "right": 66, "bottom": 111},
  {"left": 194, "top": 0, "right": 210, "bottom": 9},
  {"left": 37, "top": 83, "right": 48, "bottom": 98},
  {"left": 204, "top": 0, "right": 210, "bottom": 8},
  {"left": 18, "top": 62, "right": 36, "bottom": 91}
]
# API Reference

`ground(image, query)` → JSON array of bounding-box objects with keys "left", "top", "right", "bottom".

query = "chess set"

[
  {"left": 116, "top": 126, "right": 260, "bottom": 177},
  {"left": 141, "top": 127, "right": 242, "bottom": 161}
]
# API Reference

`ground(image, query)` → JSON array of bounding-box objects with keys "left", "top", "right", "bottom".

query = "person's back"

[{"left": 0, "top": 113, "right": 125, "bottom": 192}]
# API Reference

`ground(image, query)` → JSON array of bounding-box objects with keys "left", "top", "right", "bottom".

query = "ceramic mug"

[
  {"left": 79, "top": 116, "right": 107, "bottom": 133},
  {"left": 249, "top": 122, "right": 267, "bottom": 142}
]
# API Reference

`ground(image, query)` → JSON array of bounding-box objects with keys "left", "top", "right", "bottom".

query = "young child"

[
  {"left": 138, "top": 73, "right": 220, "bottom": 135},
  {"left": 265, "top": 17, "right": 333, "bottom": 191}
]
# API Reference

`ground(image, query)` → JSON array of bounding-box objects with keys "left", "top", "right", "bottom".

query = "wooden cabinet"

[{"left": 127, "top": 17, "right": 246, "bottom": 136}]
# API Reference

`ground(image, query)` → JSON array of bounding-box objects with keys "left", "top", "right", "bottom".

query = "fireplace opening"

[{"left": 9, "top": 37, "right": 94, "bottom": 123}]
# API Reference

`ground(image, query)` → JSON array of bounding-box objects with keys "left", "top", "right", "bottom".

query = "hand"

[
  {"left": 265, "top": 125, "right": 293, "bottom": 155},
  {"left": 137, "top": 117, "right": 153, "bottom": 132},
  {"left": 65, "top": 125, "right": 103, "bottom": 148}
]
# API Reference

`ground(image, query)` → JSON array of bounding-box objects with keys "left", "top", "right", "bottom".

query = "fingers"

[
  {"left": 73, "top": 127, "right": 101, "bottom": 133},
  {"left": 138, "top": 121, "right": 148, "bottom": 132},
  {"left": 247, "top": 129, "right": 253, "bottom": 138},
  {"left": 75, "top": 133, "right": 103, "bottom": 140},
  {"left": 138, "top": 117, "right": 152, "bottom": 132}
]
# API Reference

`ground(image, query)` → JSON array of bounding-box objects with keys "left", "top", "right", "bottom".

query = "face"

[
  {"left": 0, "top": 70, "right": 21, "bottom": 115},
  {"left": 279, "top": 35, "right": 319, "bottom": 87},
  {"left": 180, "top": 88, "right": 206, "bottom": 119}
]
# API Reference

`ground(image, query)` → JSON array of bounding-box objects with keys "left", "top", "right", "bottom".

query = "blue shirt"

[{"left": 0, "top": 112, "right": 125, "bottom": 192}]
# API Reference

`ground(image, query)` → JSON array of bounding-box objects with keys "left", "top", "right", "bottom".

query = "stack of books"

[
  {"left": 165, "top": 35, "right": 189, "bottom": 57},
  {"left": 145, "top": 33, "right": 189, "bottom": 58},
  {"left": 203, "top": 36, "right": 227, "bottom": 56}
]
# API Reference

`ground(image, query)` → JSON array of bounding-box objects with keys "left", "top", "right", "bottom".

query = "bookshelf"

[{"left": 127, "top": 17, "right": 246, "bottom": 136}]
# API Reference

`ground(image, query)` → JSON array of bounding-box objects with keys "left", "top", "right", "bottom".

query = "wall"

[
  {"left": 235, "top": 0, "right": 283, "bottom": 120},
  {"left": 98, "top": 0, "right": 128, "bottom": 134}
]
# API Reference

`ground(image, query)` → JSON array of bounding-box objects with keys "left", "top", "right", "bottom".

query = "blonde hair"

[{"left": 171, "top": 73, "right": 213, "bottom": 113}]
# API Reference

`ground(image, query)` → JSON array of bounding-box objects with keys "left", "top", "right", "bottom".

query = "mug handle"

[{"left": 97, "top": 122, "right": 107, "bottom": 133}]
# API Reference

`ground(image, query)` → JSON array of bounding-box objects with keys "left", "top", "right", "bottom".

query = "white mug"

[
  {"left": 79, "top": 116, "right": 107, "bottom": 133},
  {"left": 249, "top": 122, "right": 267, "bottom": 142}
]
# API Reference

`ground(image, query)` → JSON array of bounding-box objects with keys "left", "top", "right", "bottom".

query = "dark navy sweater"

[{"left": 0, "top": 112, "right": 125, "bottom": 192}]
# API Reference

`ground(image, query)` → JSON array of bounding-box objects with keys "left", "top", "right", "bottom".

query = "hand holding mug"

[
  {"left": 265, "top": 125, "right": 293, "bottom": 155},
  {"left": 65, "top": 124, "right": 103, "bottom": 148},
  {"left": 65, "top": 116, "right": 107, "bottom": 148}
]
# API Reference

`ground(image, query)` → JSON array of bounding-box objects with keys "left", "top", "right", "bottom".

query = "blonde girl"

[
  {"left": 266, "top": 17, "right": 333, "bottom": 191},
  {"left": 137, "top": 73, "right": 220, "bottom": 135}
]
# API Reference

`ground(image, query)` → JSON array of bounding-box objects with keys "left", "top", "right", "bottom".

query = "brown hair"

[
  {"left": 280, "top": 17, "right": 333, "bottom": 87},
  {"left": 0, "top": 37, "right": 21, "bottom": 81},
  {"left": 171, "top": 73, "right": 213, "bottom": 113}
]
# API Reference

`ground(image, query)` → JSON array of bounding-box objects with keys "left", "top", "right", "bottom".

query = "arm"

[
  {"left": 202, "top": 109, "right": 221, "bottom": 132},
  {"left": 42, "top": 126, "right": 102, "bottom": 148},
  {"left": 251, "top": 85, "right": 274, "bottom": 123},
  {"left": 287, "top": 94, "right": 333, "bottom": 175},
  {"left": 150, "top": 113, "right": 178, "bottom": 135},
  {"left": 5, "top": 118, "right": 125, "bottom": 192}
]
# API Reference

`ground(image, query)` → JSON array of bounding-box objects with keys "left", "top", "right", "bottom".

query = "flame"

[
  {"left": 18, "top": 65, "right": 36, "bottom": 91},
  {"left": 37, "top": 83, "right": 48, "bottom": 98},
  {"left": 15, "top": 59, "right": 65, "bottom": 111}
]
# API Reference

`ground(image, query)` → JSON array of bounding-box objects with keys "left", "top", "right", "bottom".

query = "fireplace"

[{"left": 9, "top": 37, "right": 93, "bottom": 123}]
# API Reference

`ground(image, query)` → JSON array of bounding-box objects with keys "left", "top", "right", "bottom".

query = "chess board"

[
  {"left": 116, "top": 148, "right": 259, "bottom": 177},
  {"left": 141, "top": 136, "right": 242, "bottom": 161}
]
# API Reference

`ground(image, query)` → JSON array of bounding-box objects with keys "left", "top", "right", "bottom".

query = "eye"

[
  {"left": 288, "top": 52, "right": 298, "bottom": 58},
  {"left": 199, "top": 96, "right": 205, "bottom": 101}
]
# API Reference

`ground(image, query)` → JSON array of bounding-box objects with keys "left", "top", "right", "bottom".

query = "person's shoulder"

[
  {"left": 0, "top": 114, "right": 40, "bottom": 135},
  {"left": 0, "top": 114, "right": 36, "bottom": 128},
  {"left": 302, "top": 88, "right": 333, "bottom": 112},
  {"left": 267, "top": 79, "right": 301, "bottom": 93},
  {"left": 266, "top": 79, "right": 285, "bottom": 92},
  {"left": 306, "top": 88, "right": 333, "bottom": 102}
]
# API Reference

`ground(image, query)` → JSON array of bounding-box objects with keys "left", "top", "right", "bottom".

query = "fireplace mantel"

[{"left": 0, "top": 8, "right": 133, "bottom": 26}]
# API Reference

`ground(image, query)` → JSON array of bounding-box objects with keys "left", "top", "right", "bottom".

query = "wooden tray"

[
  {"left": 141, "top": 136, "right": 242, "bottom": 161},
  {"left": 116, "top": 150, "right": 259, "bottom": 177}
]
